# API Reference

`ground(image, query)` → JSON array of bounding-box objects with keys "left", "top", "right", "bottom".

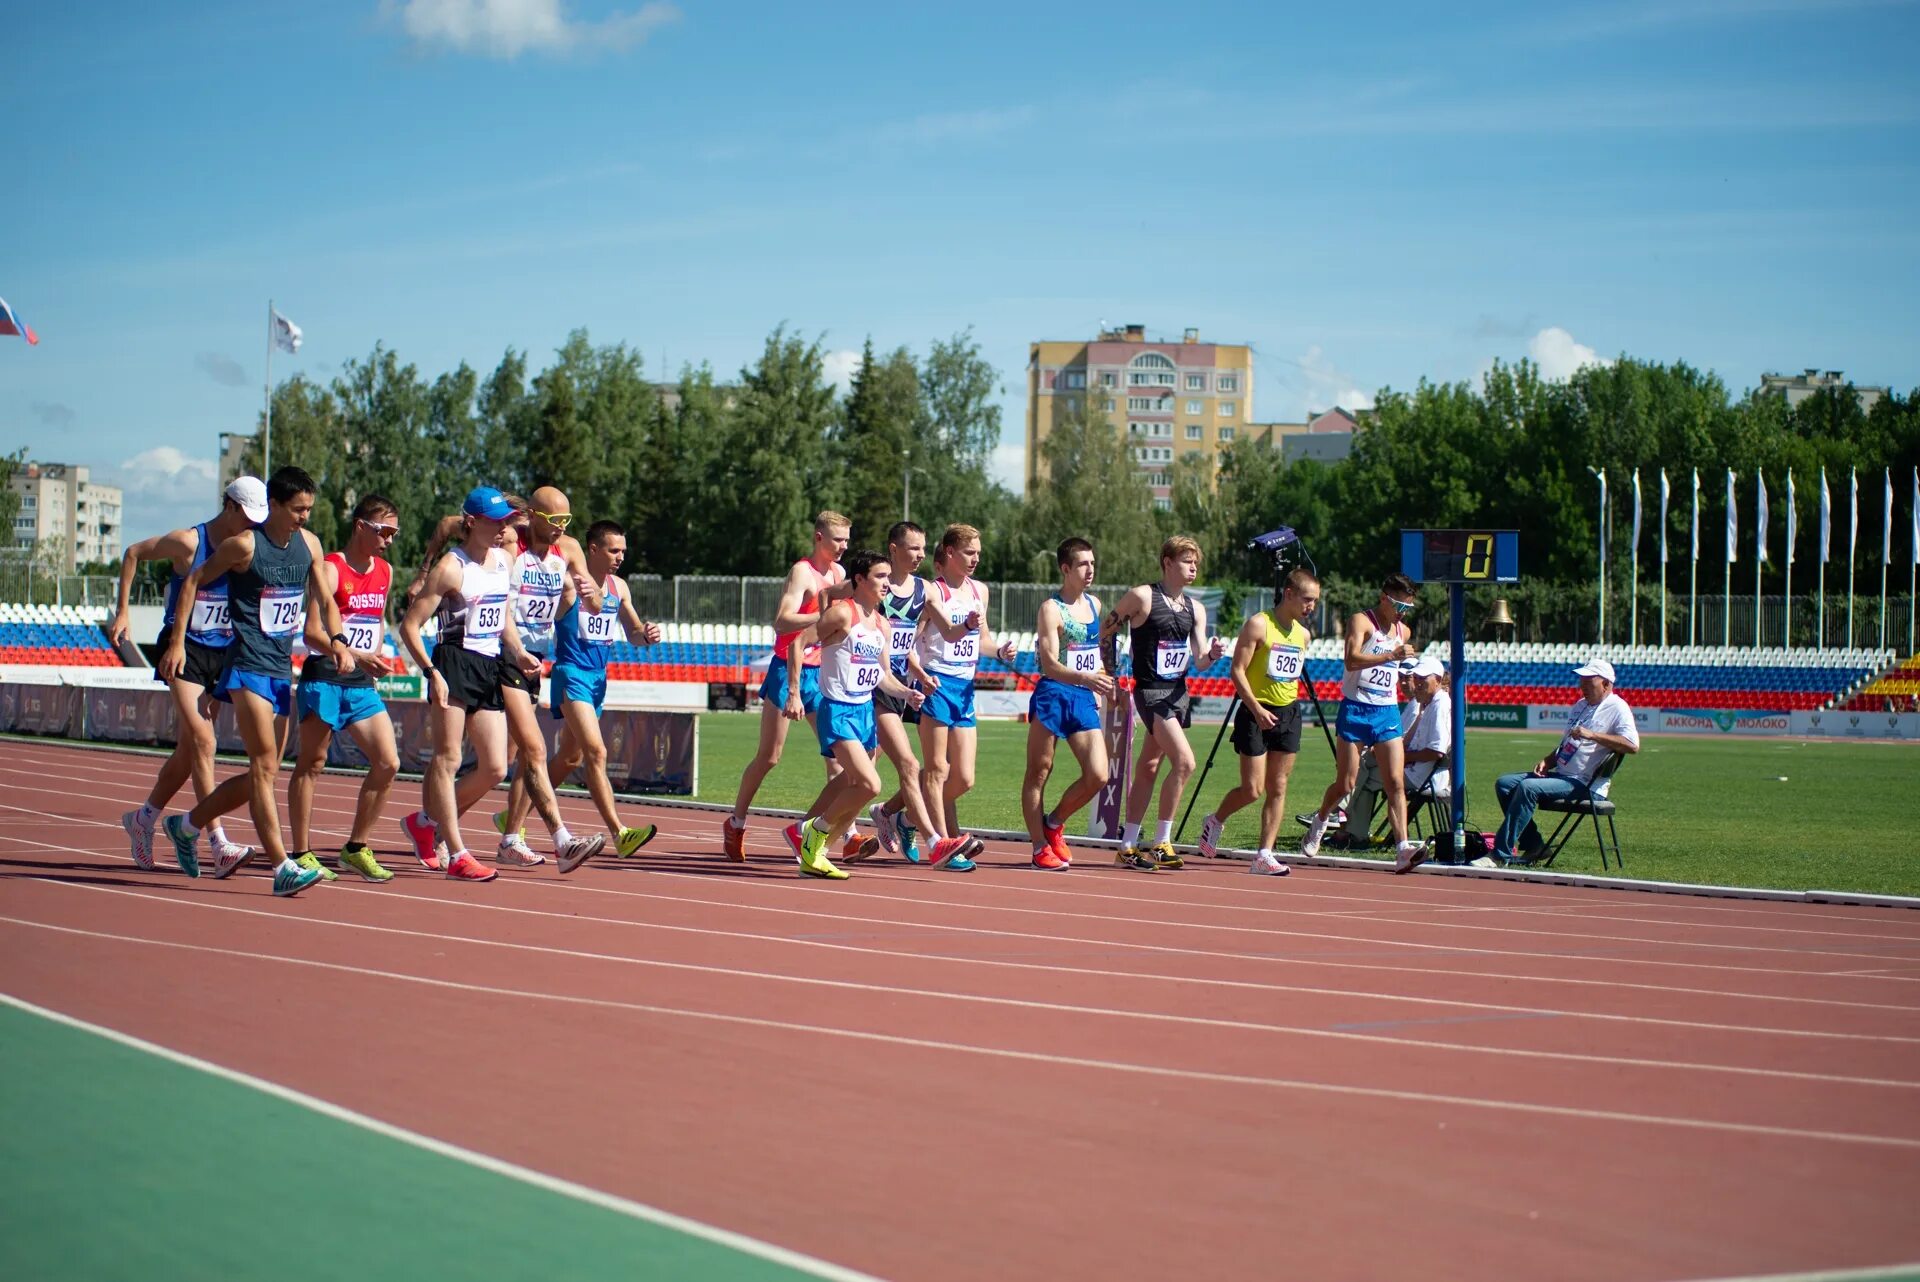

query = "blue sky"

[{"left": 5, "top": 0, "right": 1917, "bottom": 538}]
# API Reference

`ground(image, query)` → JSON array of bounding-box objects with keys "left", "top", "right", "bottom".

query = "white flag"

[
  {"left": 1885, "top": 468, "right": 1895, "bottom": 563},
  {"left": 272, "top": 309, "right": 303, "bottom": 355},
  {"left": 1726, "top": 469, "right": 1738, "bottom": 564},
  {"left": 1850, "top": 467, "right": 1859, "bottom": 562},
  {"left": 1820, "top": 471, "right": 1831, "bottom": 563},
  {"left": 1757, "top": 473, "right": 1769, "bottom": 564},
  {"left": 1632, "top": 471, "right": 1643, "bottom": 551},
  {"left": 1912, "top": 467, "right": 1919, "bottom": 567},
  {"left": 1659, "top": 469, "right": 1670, "bottom": 564},
  {"left": 1786, "top": 471, "right": 1797, "bottom": 565},
  {"left": 1691, "top": 467, "right": 1700, "bottom": 560}
]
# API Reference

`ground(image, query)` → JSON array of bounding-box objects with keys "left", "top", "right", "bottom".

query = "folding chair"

[
  {"left": 1369, "top": 778, "right": 1451, "bottom": 843},
  {"left": 1533, "top": 752, "right": 1626, "bottom": 871}
]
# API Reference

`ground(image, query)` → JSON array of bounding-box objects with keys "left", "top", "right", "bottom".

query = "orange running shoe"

[
  {"left": 841, "top": 834, "right": 879, "bottom": 862},
  {"left": 1043, "top": 817, "right": 1072, "bottom": 866},
  {"left": 1032, "top": 847, "right": 1069, "bottom": 872},
  {"left": 444, "top": 851, "right": 497, "bottom": 882},
  {"left": 722, "top": 818, "right": 746, "bottom": 862}
]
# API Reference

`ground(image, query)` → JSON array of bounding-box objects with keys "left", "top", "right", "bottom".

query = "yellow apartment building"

[{"left": 1026, "top": 324, "right": 1254, "bottom": 509}]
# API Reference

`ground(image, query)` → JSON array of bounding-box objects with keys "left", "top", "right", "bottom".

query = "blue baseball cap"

[{"left": 462, "top": 486, "right": 513, "bottom": 521}]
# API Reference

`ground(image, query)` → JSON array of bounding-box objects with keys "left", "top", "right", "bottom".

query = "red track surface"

[{"left": 3, "top": 738, "right": 1919, "bottom": 1282}]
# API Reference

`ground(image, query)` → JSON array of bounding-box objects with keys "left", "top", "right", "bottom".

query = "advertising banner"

[
  {"left": 0, "top": 683, "right": 81, "bottom": 736},
  {"left": 1465, "top": 704, "right": 1528, "bottom": 729},
  {"left": 1791, "top": 709, "right": 1920, "bottom": 740},
  {"left": 1655, "top": 708, "right": 1794, "bottom": 736},
  {"left": 376, "top": 674, "right": 424, "bottom": 701},
  {"left": 1528, "top": 703, "right": 1659, "bottom": 733},
  {"left": 1087, "top": 691, "right": 1133, "bottom": 839}
]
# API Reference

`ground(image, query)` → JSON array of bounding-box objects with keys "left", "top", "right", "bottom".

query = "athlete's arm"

[
  {"left": 556, "top": 536, "right": 603, "bottom": 613},
  {"left": 303, "top": 535, "right": 357, "bottom": 676},
  {"left": 971, "top": 583, "right": 1017, "bottom": 663},
  {"left": 500, "top": 607, "right": 540, "bottom": 676},
  {"left": 1229, "top": 615, "right": 1278, "bottom": 730},
  {"left": 1344, "top": 612, "right": 1409, "bottom": 670},
  {"left": 876, "top": 669, "right": 925, "bottom": 707},
  {"left": 771, "top": 562, "right": 823, "bottom": 634},
  {"left": 303, "top": 559, "right": 340, "bottom": 655},
  {"left": 1192, "top": 597, "right": 1227, "bottom": 664},
  {"left": 400, "top": 554, "right": 461, "bottom": 707},
  {"left": 814, "top": 601, "right": 852, "bottom": 649},
  {"left": 1035, "top": 597, "right": 1111, "bottom": 695},
  {"left": 780, "top": 627, "right": 806, "bottom": 721},
  {"left": 616, "top": 591, "right": 660, "bottom": 646},
  {"left": 924, "top": 585, "right": 981, "bottom": 642},
  {"left": 405, "top": 515, "right": 463, "bottom": 605},
  {"left": 112, "top": 527, "right": 198, "bottom": 644},
  {"left": 159, "top": 531, "right": 253, "bottom": 680},
  {"left": 1101, "top": 585, "right": 1150, "bottom": 640}
]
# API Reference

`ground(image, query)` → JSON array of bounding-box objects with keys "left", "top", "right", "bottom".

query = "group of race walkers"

[{"left": 110, "top": 474, "right": 1434, "bottom": 894}]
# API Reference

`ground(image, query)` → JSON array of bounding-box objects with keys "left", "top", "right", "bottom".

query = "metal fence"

[
  {"left": 644, "top": 574, "right": 1139, "bottom": 634},
  {"left": 0, "top": 567, "right": 153, "bottom": 609}
]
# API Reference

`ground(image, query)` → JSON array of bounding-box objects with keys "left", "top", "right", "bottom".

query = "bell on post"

[{"left": 1487, "top": 598, "right": 1515, "bottom": 636}]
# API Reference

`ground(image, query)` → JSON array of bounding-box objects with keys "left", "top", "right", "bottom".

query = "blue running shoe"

[
  {"left": 945, "top": 854, "right": 977, "bottom": 873},
  {"left": 162, "top": 815, "right": 201, "bottom": 879},
  {"left": 898, "top": 820, "right": 922, "bottom": 864},
  {"left": 273, "top": 861, "right": 325, "bottom": 897}
]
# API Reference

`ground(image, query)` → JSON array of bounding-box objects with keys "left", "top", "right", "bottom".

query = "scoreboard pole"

[{"left": 1449, "top": 580, "right": 1468, "bottom": 849}]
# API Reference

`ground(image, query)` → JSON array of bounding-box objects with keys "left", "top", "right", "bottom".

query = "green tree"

[
  {"left": 836, "top": 338, "right": 924, "bottom": 549},
  {"left": 0, "top": 447, "right": 24, "bottom": 536},
  {"left": 706, "top": 327, "right": 837, "bottom": 572},
  {"left": 635, "top": 364, "right": 728, "bottom": 575},
  {"left": 1022, "top": 394, "right": 1159, "bottom": 582}
]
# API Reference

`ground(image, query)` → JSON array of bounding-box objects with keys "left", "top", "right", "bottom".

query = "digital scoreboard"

[{"left": 1399, "top": 529, "right": 1520, "bottom": 584}]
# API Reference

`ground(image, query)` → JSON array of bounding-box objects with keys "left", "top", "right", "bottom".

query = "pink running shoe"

[
  {"left": 445, "top": 851, "right": 497, "bottom": 882},
  {"left": 782, "top": 822, "right": 805, "bottom": 861},
  {"left": 402, "top": 811, "right": 443, "bottom": 869}
]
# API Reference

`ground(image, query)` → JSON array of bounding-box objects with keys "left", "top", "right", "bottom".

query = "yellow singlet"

[{"left": 1247, "top": 612, "right": 1311, "bottom": 707}]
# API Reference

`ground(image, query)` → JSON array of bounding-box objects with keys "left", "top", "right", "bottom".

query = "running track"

[{"left": 2, "top": 739, "right": 1918, "bottom": 1282}]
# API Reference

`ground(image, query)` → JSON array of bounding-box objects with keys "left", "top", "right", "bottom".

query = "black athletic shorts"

[
  {"left": 156, "top": 638, "right": 232, "bottom": 692},
  {"left": 873, "top": 682, "right": 921, "bottom": 724},
  {"left": 437, "top": 645, "right": 504, "bottom": 714},
  {"left": 1232, "top": 700, "right": 1303, "bottom": 757},
  {"left": 1133, "top": 683, "right": 1192, "bottom": 728},
  {"left": 498, "top": 651, "right": 545, "bottom": 697}
]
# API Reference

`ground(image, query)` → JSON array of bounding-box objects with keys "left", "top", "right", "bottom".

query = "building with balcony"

[{"left": 7, "top": 461, "right": 123, "bottom": 570}]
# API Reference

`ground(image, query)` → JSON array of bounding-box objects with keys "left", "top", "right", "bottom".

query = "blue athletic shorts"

[
  {"left": 759, "top": 656, "right": 821, "bottom": 717},
  {"left": 1030, "top": 678, "right": 1101, "bottom": 739},
  {"left": 919, "top": 677, "right": 976, "bottom": 729},
  {"left": 1336, "top": 698, "right": 1403, "bottom": 746},
  {"left": 549, "top": 663, "right": 609, "bottom": 719},
  {"left": 296, "top": 681, "right": 386, "bottom": 731},
  {"left": 816, "top": 697, "right": 877, "bottom": 759},
  {"left": 216, "top": 666, "right": 293, "bottom": 718}
]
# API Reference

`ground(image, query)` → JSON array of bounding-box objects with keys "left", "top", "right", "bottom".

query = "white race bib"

[
  {"left": 260, "top": 586, "right": 304, "bottom": 638},
  {"left": 343, "top": 615, "right": 382, "bottom": 653},
  {"left": 579, "top": 608, "right": 620, "bottom": 644},
  {"left": 853, "top": 659, "right": 882, "bottom": 690},
  {"left": 1067, "top": 642, "right": 1100, "bottom": 674},
  {"left": 1359, "top": 662, "right": 1399, "bottom": 695},
  {"left": 1154, "top": 638, "right": 1191, "bottom": 679},
  {"left": 1266, "top": 645, "right": 1304, "bottom": 683},
  {"left": 189, "top": 594, "right": 231, "bottom": 636},
  {"left": 519, "top": 593, "right": 559, "bottom": 624},
  {"left": 950, "top": 634, "right": 977, "bottom": 662},
  {"left": 889, "top": 620, "right": 917, "bottom": 658}
]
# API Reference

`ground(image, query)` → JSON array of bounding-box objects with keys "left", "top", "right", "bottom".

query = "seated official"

[
  {"left": 1342, "top": 656, "right": 1450, "bottom": 842},
  {"left": 1476, "top": 658, "right": 1639, "bottom": 868}
]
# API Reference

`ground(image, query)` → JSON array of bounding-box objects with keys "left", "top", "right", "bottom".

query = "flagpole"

[
  {"left": 264, "top": 298, "right": 274, "bottom": 475},
  {"left": 1590, "top": 467, "right": 1606, "bottom": 644},
  {"left": 1659, "top": 470, "right": 1669, "bottom": 647},
  {"left": 1881, "top": 468, "right": 1892, "bottom": 652},
  {"left": 1848, "top": 467, "right": 1857, "bottom": 650},
  {"left": 1911, "top": 467, "right": 1917, "bottom": 657},
  {"left": 1784, "top": 472, "right": 1794, "bottom": 649},
  {"left": 1689, "top": 469, "right": 1699, "bottom": 648},
  {"left": 1755, "top": 472, "right": 1764, "bottom": 650},
  {"left": 1818, "top": 470, "right": 1828, "bottom": 651},
  {"left": 1724, "top": 470, "right": 1733, "bottom": 649}
]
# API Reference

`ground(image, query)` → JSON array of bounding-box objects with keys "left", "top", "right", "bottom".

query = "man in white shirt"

[
  {"left": 1341, "top": 655, "right": 1450, "bottom": 843},
  {"left": 1482, "top": 658, "right": 1640, "bottom": 866}
]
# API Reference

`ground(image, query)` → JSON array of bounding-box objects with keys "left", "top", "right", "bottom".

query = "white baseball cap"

[
  {"left": 224, "top": 476, "right": 269, "bottom": 523},
  {"left": 1573, "top": 658, "right": 1616, "bottom": 683},
  {"left": 1409, "top": 654, "right": 1446, "bottom": 678}
]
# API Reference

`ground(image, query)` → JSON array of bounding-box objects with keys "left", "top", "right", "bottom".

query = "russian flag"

[{"left": 0, "top": 296, "right": 37, "bottom": 345}]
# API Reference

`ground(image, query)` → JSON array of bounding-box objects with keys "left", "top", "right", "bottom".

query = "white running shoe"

[
  {"left": 1249, "top": 852, "right": 1290, "bottom": 877},
  {"left": 122, "top": 810, "right": 156, "bottom": 871},
  {"left": 1394, "top": 840, "right": 1431, "bottom": 875},
  {"left": 870, "top": 804, "right": 900, "bottom": 855},
  {"left": 555, "top": 832, "right": 606, "bottom": 874},
  {"left": 212, "top": 840, "right": 256, "bottom": 880},
  {"left": 1300, "top": 811, "right": 1330, "bottom": 858},
  {"left": 1197, "top": 813, "right": 1223, "bottom": 859},
  {"left": 496, "top": 833, "right": 546, "bottom": 867}
]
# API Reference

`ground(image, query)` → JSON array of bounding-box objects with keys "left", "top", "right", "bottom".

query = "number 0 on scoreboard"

[{"left": 1399, "top": 530, "right": 1520, "bottom": 584}]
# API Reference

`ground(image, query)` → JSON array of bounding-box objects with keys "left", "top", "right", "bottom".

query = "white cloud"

[
  {"left": 386, "top": 0, "right": 680, "bottom": 59},
  {"left": 105, "top": 447, "right": 221, "bottom": 539},
  {"left": 821, "top": 348, "right": 863, "bottom": 397},
  {"left": 989, "top": 442, "right": 1027, "bottom": 495},
  {"left": 1295, "top": 344, "right": 1377, "bottom": 416},
  {"left": 1527, "top": 326, "right": 1612, "bottom": 381},
  {"left": 867, "top": 107, "right": 1035, "bottom": 149}
]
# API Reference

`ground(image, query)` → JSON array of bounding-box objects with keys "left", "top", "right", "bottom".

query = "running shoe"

[
  {"left": 272, "top": 861, "right": 324, "bottom": 897},
  {"left": 1197, "top": 813, "right": 1223, "bottom": 859},
  {"left": 491, "top": 811, "right": 529, "bottom": 843},
  {"left": 797, "top": 823, "right": 847, "bottom": 880},
  {"left": 402, "top": 811, "right": 443, "bottom": 869},
  {"left": 445, "top": 851, "right": 498, "bottom": 882},
  {"left": 338, "top": 843, "right": 394, "bottom": 882},
  {"left": 1149, "top": 841, "right": 1184, "bottom": 871},
  {"left": 121, "top": 810, "right": 156, "bottom": 871},
  {"left": 555, "top": 832, "right": 606, "bottom": 875},
  {"left": 1299, "top": 811, "right": 1331, "bottom": 858},
  {"left": 1031, "top": 847, "right": 1069, "bottom": 872},
  {"left": 869, "top": 804, "right": 900, "bottom": 854},
  {"left": 1042, "top": 816, "right": 1071, "bottom": 866},
  {"left": 211, "top": 842, "right": 254, "bottom": 880},
  {"left": 841, "top": 834, "right": 880, "bottom": 862},
  {"left": 616, "top": 824, "right": 657, "bottom": 857},
  {"left": 945, "top": 853, "right": 977, "bottom": 872},
  {"left": 1393, "top": 841, "right": 1431, "bottom": 875},
  {"left": 495, "top": 833, "right": 546, "bottom": 867},
  {"left": 782, "top": 821, "right": 806, "bottom": 860},
  {"left": 1114, "top": 846, "right": 1158, "bottom": 873},
  {"left": 1249, "top": 852, "right": 1291, "bottom": 877},
  {"left": 928, "top": 835, "right": 973, "bottom": 869},
  {"left": 293, "top": 852, "right": 338, "bottom": 883},
  {"left": 162, "top": 815, "right": 201, "bottom": 879},
  {"left": 898, "top": 820, "right": 922, "bottom": 865},
  {"left": 1297, "top": 806, "right": 1346, "bottom": 829},
  {"left": 722, "top": 818, "right": 746, "bottom": 862}
]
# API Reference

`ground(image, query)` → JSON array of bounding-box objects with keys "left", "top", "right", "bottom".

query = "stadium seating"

[
  {"left": 1835, "top": 651, "right": 1920, "bottom": 711},
  {"left": 0, "top": 603, "right": 124, "bottom": 666}
]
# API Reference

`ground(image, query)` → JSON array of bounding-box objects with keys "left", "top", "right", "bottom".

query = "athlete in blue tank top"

[{"left": 109, "top": 477, "right": 265, "bottom": 877}]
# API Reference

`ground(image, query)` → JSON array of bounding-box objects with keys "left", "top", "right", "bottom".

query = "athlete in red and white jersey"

[
  {"left": 913, "top": 523, "right": 1018, "bottom": 843},
  {"left": 723, "top": 510, "right": 854, "bottom": 861},
  {"left": 287, "top": 495, "right": 404, "bottom": 883}
]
